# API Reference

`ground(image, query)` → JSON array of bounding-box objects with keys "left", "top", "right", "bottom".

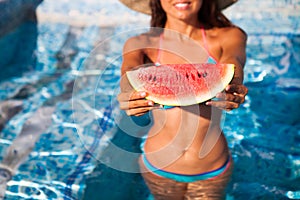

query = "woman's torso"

[{"left": 140, "top": 27, "right": 230, "bottom": 174}]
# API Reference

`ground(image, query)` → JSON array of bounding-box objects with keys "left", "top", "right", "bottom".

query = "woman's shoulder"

[
  {"left": 123, "top": 32, "right": 160, "bottom": 52},
  {"left": 216, "top": 26, "right": 247, "bottom": 40},
  {"left": 205, "top": 26, "right": 247, "bottom": 48}
]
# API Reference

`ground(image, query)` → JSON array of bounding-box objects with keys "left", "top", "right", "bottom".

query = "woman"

[{"left": 118, "top": 0, "right": 248, "bottom": 199}]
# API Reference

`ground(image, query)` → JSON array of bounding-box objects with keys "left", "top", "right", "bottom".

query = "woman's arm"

[
  {"left": 206, "top": 27, "right": 248, "bottom": 111},
  {"left": 118, "top": 37, "right": 155, "bottom": 116}
]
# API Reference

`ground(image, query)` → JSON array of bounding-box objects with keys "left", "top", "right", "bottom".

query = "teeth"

[{"left": 175, "top": 3, "right": 189, "bottom": 8}]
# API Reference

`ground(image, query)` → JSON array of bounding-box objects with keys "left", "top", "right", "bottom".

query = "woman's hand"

[
  {"left": 117, "top": 91, "right": 155, "bottom": 116},
  {"left": 205, "top": 84, "right": 248, "bottom": 111}
]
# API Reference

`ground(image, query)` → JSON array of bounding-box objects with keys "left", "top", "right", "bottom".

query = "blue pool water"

[{"left": 0, "top": 0, "right": 299, "bottom": 199}]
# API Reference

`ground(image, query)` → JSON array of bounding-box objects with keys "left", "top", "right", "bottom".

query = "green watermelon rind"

[{"left": 126, "top": 63, "right": 235, "bottom": 106}]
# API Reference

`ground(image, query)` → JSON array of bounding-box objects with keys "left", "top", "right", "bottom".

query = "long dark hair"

[{"left": 149, "top": 0, "right": 233, "bottom": 28}]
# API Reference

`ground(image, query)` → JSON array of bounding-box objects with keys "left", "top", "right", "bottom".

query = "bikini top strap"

[{"left": 201, "top": 28, "right": 218, "bottom": 64}]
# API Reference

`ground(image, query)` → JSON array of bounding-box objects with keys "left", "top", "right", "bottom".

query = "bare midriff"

[{"left": 143, "top": 104, "right": 230, "bottom": 175}]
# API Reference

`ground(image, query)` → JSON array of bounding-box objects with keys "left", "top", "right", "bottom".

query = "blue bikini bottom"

[
  {"left": 161, "top": 105, "right": 175, "bottom": 109},
  {"left": 141, "top": 154, "right": 231, "bottom": 183}
]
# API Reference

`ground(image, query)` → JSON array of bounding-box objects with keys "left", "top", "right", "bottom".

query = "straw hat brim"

[{"left": 119, "top": 0, "right": 238, "bottom": 15}]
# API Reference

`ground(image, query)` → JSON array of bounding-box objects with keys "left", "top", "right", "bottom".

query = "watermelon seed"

[
  {"left": 203, "top": 72, "right": 208, "bottom": 78},
  {"left": 148, "top": 75, "right": 152, "bottom": 81},
  {"left": 197, "top": 72, "right": 201, "bottom": 78},
  {"left": 186, "top": 73, "right": 189, "bottom": 79},
  {"left": 153, "top": 76, "right": 157, "bottom": 81}
]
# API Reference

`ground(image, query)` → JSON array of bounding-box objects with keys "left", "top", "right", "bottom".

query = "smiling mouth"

[{"left": 173, "top": 2, "right": 191, "bottom": 9}]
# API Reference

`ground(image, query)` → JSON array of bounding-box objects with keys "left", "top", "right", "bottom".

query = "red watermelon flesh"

[{"left": 126, "top": 63, "right": 234, "bottom": 106}]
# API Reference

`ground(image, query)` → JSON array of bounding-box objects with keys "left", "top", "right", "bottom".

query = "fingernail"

[
  {"left": 205, "top": 102, "right": 211, "bottom": 106},
  {"left": 226, "top": 86, "right": 230, "bottom": 91},
  {"left": 148, "top": 101, "right": 154, "bottom": 106},
  {"left": 140, "top": 92, "right": 146, "bottom": 97},
  {"left": 216, "top": 93, "right": 222, "bottom": 98}
]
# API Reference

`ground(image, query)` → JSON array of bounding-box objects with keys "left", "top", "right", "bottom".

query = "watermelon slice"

[{"left": 126, "top": 63, "right": 234, "bottom": 106}]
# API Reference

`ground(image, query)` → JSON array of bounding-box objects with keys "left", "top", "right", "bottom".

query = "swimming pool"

[{"left": 0, "top": 0, "right": 299, "bottom": 199}]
